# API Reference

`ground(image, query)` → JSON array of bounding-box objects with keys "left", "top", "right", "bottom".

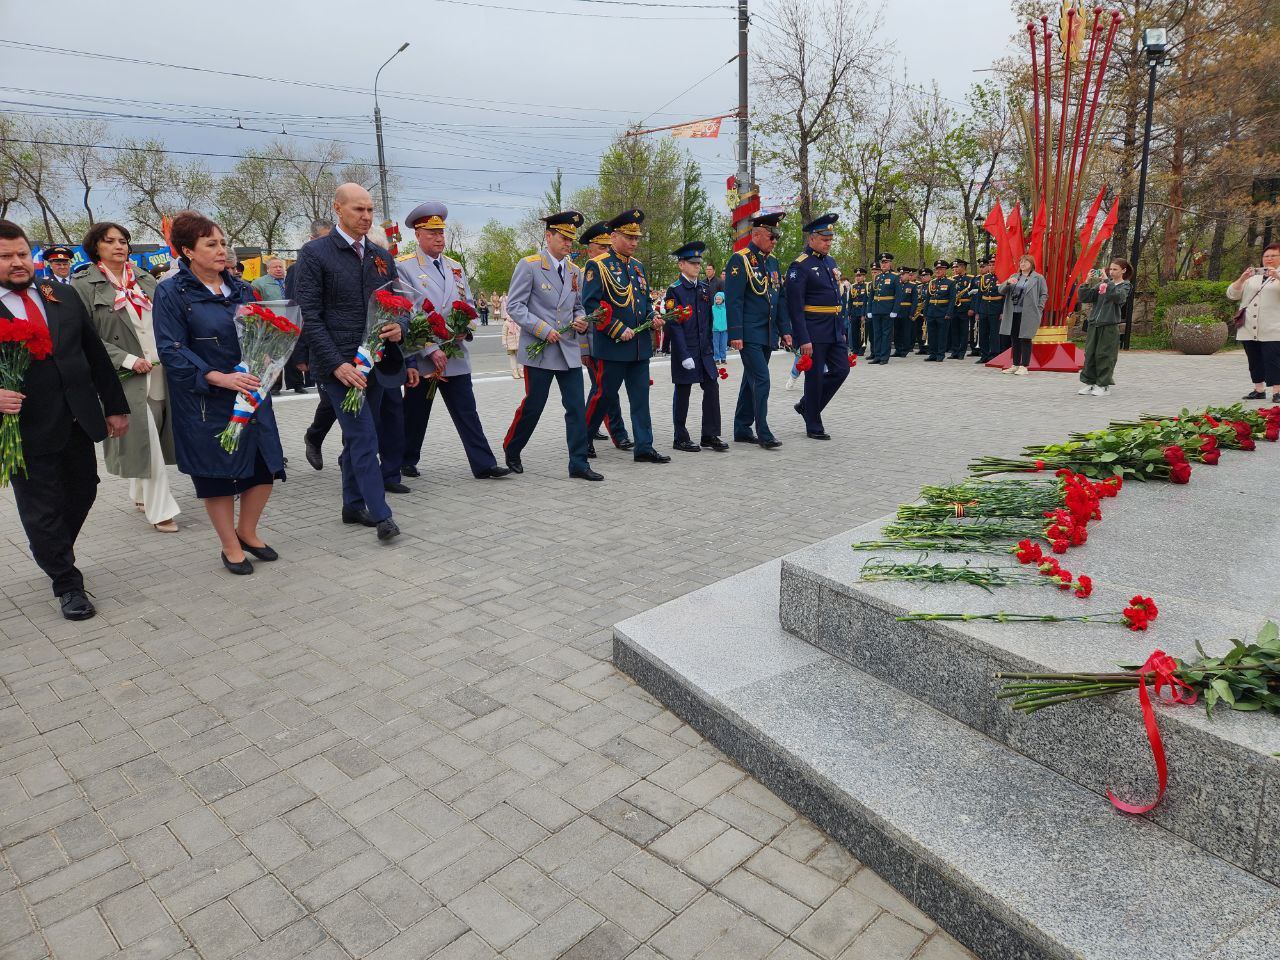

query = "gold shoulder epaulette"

[
  {"left": 395, "top": 252, "right": 415, "bottom": 262},
  {"left": 523, "top": 254, "right": 542, "bottom": 263},
  {"left": 796, "top": 253, "right": 808, "bottom": 262}
]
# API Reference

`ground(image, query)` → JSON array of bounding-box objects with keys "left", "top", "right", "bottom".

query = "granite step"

[
  {"left": 777, "top": 449, "right": 1280, "bottom": 883},
  {"left": 614, "top": 560, "right": 1280, "bottom": 960}
]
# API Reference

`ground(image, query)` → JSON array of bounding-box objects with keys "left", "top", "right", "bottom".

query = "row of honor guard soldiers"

[{"left": 844, "top": 255, "right": 1006, "bottom": 364}]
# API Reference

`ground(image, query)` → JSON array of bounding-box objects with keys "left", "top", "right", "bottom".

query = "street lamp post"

[
  {"left": 975, "top": 213, "right": 991, "bottom": 259},
  {"left": 1121, "top": 26, "right": 1167, "bottom": 350},
  {"left": 374, "top": 42, "right": 410, "bottom": 224},
  {"left": 871, "top": 198, "right": 895, "bottom": 262}
]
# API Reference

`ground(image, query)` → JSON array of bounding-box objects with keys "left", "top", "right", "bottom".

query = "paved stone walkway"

[{"left": 0, "top": 350, "right": 1244, "bottom": 960}]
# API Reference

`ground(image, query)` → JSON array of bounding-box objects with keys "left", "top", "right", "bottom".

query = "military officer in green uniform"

[
  {"left": 865, "top": 253, "right": 901, "bottom": 364},
  {"left": 923, "top": 260, "right": 956, "bottom": 362},
  {"left": 582, "top": 209, "right": 669, "bottom": 464},
  {"left": 913, "top": 265, "right": 930, "bottom": 354},
  {"left": 725, "top": 212, "right": 790, "bottom": 449},
  {"left": 578, "top": 220, "right": 631, "bottom": 455},
  {"left": 948, "top": 257, "right": 974, "bottom": 358},
  {"left": 972, "top": 255, "right": 1005, "bottom": 363},
  {"left": 893, "top": 265, "right": 918, "bottom": 357},
  {"left": 846, "top": 267, "right": 867, "bottom": 355}
]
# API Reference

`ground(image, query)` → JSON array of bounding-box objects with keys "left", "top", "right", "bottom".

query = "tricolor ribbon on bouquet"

[
  {"left": 220, "top": 362, "right": 266, "bottom": 449},
  {"left": 352, "top": 341, "right": 383, "bottom": 379},
  {"left": 1106, "top": 649, "right": 1197, "bottom": 815}
]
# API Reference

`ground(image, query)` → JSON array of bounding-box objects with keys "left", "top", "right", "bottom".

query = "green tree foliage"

[{"left": 470, "top": 220, "right": 535, "bottom": 296}]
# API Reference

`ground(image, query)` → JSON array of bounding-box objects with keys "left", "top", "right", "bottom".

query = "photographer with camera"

[{"left": 1228, "top": 242, "right": 1280, "bottom": 402}]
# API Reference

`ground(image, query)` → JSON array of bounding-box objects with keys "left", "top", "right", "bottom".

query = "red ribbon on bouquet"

[{"left": 1106, "top": 650, "right": 1197, "bottom": 815}]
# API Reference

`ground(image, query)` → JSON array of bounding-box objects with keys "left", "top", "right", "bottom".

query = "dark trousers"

[
  {"left": 12, "top": 425, "right": 98, "bottom": 596},
  {"left": 673, "top": 378, "right": 721, "bottom": 443},
  {"left": 967, "top": 315, "right": 979, "bottom": 354},
  {"left": 586, "top": 357, "right": 629, "bottom": 444},
  {"left": 892, "top": 314, "right": 913, "bottom": 355},
  {"left": 1242, "top": 340, "right": 1280, "bottom": 387},
  {"left": 283, "top": 364, "right": 306, "bottom": 391},
  {"left": 869, "top": 314, "right": 892, "bottom": 361},
  {"left": 926, "top": 317, "right": 948, "bottom": 360},
  {"left": 404, "top": 374, "right": 498, "bottom": 477},
  {"left": 947, "top": 315, "right": 969, "bottom": 357},
  {"left": 379, "top": 386, "right": 405, "bottom": 485},
  {"left": 733, "top": 344, "right": 775, "bottom": 441},
  {"left": 978, "top": 313, "right": 1000, "bottom": 360},
  {"left": 914, "top": 315, "right": 927, "bottom": 352},
  {"left": 503, "top": 365, "right": 589, "bottom": 474},
  {"left": 1009, "top": 312, "right": 1034, "bottom": 367},
  {"left": 799, "top": 341, "right": 850, "bottom": 434},
  {"left": 586, "top": 359, "right": 654, "bottom": 455},
  {"left": 305, "top": 389, "right": 338, "bottom": 448},
  {"left": 318, "top": 380, "right": 391, "bottom": 522}
]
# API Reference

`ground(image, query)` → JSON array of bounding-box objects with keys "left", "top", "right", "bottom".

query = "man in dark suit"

[
  {"left": 294, "top": 186, "right": 405, "bottom": 541},
  {"left": 288, "top": 219, "right": 335, "bottom": 465},
  {"left": 0, "top": 221, "right": 129, "bottom": 620}
]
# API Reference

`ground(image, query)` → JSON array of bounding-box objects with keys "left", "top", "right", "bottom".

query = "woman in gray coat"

[
  {"left": 998, "top": 255, "right": 1048, "bottom": 375},
  {"left": 73, "top": 222, "right": 180, "bottom": 532}
]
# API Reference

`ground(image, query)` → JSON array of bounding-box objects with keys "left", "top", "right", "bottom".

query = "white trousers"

[{"left": 130, "top": 398, "right": 179, "bottom": 525}]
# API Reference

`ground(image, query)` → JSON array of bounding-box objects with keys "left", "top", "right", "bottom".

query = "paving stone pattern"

[{"left": 0, "top": 351, "right": 1242, "bottom": 958}]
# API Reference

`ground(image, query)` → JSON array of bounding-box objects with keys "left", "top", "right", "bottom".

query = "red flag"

[
  {"left": 1027, "top": 200, "right": 1048, "bottom": 271},
  {"left": 1065, "top": 196, "right": 1120, "bottom": 311},
  {"left": 983, "top": 202, "right": 1013, "bottom": 283},
  {"left": 1004, "top": 203, "right": 1024, "bottom": 278},
  {"left": 1076, "top": 186, "right": 1106, "bottom": 251}
]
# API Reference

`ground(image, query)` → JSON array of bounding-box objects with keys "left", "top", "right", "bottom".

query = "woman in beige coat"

[
  {"left": 73, "top": 222, "right": 180, "bottom": 532},
  {"left": 1228, "top": 242, "right": 1280, "bottom": 402},
  {"left": 499, "top": 292, "right": 522, "bottom": 378}
]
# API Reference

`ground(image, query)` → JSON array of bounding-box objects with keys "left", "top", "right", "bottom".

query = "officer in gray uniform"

[
  {"left": 501, "top": 212, "right": 602, "bottom": 481},
  {"left": 398, "top": 201, "right": 509, "bottom": 479}
]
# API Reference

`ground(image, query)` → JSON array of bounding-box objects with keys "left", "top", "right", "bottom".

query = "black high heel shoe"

[
  {"left": 221, "top": 552, "right": 254, "bottom": 575},
  {"left": 237, "top": 536, "right": 278, "bottom": 562}
]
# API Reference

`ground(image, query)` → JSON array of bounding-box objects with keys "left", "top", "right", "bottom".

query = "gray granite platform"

[
  {"left": 779, "top": 445, "right": 1280, "bottom": 883},
  {"left": 614, "top": 561, "right": 1280, "bottom": 960}
]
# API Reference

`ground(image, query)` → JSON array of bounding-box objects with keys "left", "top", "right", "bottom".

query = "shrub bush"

[{"left": 1154, "top": 280, "right": 1233, "bottom": 323}]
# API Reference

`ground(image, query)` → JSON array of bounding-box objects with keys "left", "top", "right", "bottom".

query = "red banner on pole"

[{"left": 671, "top": 118, "right": 723, "bottom": 139}]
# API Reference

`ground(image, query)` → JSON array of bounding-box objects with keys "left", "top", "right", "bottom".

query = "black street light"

[
  {"left": 871, "top": 198, "right": 895, "bottom": 262},
  {"left": 974, "top": 213, "right": 991, "bottom": 259},
  {"left": 374, "top": 42, "right": 410, "bottom": 226},
  {"left": 1121, "top": 26, "right": 1167, "bottom": 349}
]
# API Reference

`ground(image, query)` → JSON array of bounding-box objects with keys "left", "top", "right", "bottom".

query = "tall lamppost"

[
  {"left": 871, "top": 198, "right": 895, "bottom": 262},
  {"left": 374, "top": 42, "right": 410, "bottom": 224},
  {"left": 1121, "top": 26, "right": 1167, "bottom": 349},
  {"left": 975, "top": 213, "right": 991, "bottom": 259}
]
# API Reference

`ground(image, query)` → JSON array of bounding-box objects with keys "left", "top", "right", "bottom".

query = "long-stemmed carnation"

[
  {"left": 0, "top": 317, "right": 54, "bottom": 485},
  {"left": 217, "top": 302, "right": 303, "bottom": 453}
]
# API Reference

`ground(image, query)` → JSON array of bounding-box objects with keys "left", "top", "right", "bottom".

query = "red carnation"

[
  {"left": 1073, "top": 575, "right": 1093, "bottom": 599},
  {"left": 718, "top": 367, "right": 729, "bottom": 380},
  {"left": 1051, "top": 539, "right": 1069, "bottom": 554},
  {"left": 452, "top": 300, "right": 478, "bottom": 320},
  {"left": 1038, "top": 558, "right": 1060, "bottom": 576},
  {"left": 1055, "top": 571, "right": 1073, "bottom": 590},
  {"left": 374, "top": 289, "right": 414, "bottom": 314},
  {"left": 429, "top": 313, "right": 449, "bottom": 340},
  {"left": 1034, "top": 459, "right": 1046, "bottom": 471},
  {"left": 1169, "top": 461, "right": 1192, "bottom": 484},
  {"left": 1015, "top": 539, "right": 1042, "bottom": 564},
  {"left": 649, "top": 379, "right": 654, "bottom": 385},
  {"left": 796, "top": 354, "right": 814, "bottom": 373},
  {"left": 1131, "top": 596, "right": 1159, "bottom": 620},
  {"left": 1122, "top": 607, "right": 1149, "bottom": 631},
  {"left": 1069, "top": 525, "right": 1088, "bottom": 546},
  {"left": 848, "top": 354, "right": 857, "bottom": 368}
]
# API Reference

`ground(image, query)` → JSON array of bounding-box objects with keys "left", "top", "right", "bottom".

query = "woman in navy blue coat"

[{"left": 154, "top": 211, "right": 285, "bottom": 575}]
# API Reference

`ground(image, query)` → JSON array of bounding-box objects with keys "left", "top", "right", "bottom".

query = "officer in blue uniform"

[
  {"left": 948, "top": 257, "right": 974, "bottom": 359},
  {"left": 664, "top": 242, "right": 726, "bottom": 453},
  {"left": 578, "top": 220, "right": 631, "bottom": 456},
  {"left": 725, "top": 211, "right": 790, "bottom": 450},
  {"left": 922, "top": 260, "right": 956, "bottom": 362},
  {"left": 893, "top": 266, "right": 918, "bottom": 357},
  {"left": 583, "top": 209, "right": 669, "bottom": 464},
  {"left": 972, "top": 256, "right": 1005, "bottom": 362},
  {"left": 786, "top": 213, "right": 849, "bottom": 440},
  {"left": 845, "top": 267, "right": 867, "bottom": 355},
  {"left": 865, "top": 253, "right": 901, "bottom": 364},
  {"left": 913, "top": 265, "right": 931, "bottom": 354}
]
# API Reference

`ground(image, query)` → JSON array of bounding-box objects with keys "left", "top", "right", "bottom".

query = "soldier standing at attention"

[
  {"left": 948, "top": 257, "right": 974, "bottom": 359},
  {"left": 578, "top": 221, "right": 631, "bottom": 457},
  {"left": 665, "top": 242, "right": 727, "bottom": 453},
  {"left": 893, "top": 266, "right": 918, "bottom": 357},
  {"left": 923, "top": 260, "right": 957, "bottom": 362},
  {"left": 847, "top": 267, "right": 867, "bottom": 355},
  {"left": 865, "top": 253, "right": 901, "bottom": 364},
  {"left": 913, "top": 265, "right": 931, "bottom": 355},
  {"left": 726, "top": 212, "right": 790, "bottom": 450},
  {"left": 973, "top": 256, "right": 1005, "bottom": 363},
  {"left": 502, "top": 211, "right": 602, "bottom": 481},
  {"left": 583, "top": 210, "right": 669, "bottom": 464},
  {"left": 786, "top": 214, "right": 849, "bottom": 441}
]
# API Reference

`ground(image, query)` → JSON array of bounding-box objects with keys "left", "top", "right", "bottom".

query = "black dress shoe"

[
  {"left": 586, "top": 443, "right": 597, "bottom": 459},
  {"left": 570, "top": 468, "right": 605, "bottom": 481},
  {"left": 304, "top": 438, "right": 323, "bottom": 470},
  {"left": 673, "top": 439, "right": 702, "bottom": 453},
  {"left": 237, "top": 536, "right": 278, "bottom": 562},
  {"left": 220, "top": 552, "right": 254, "bottom": 576},
  {"left": 734, "top": 433, "right": 759, "bottom": 444},
  {"left": 701, "top": 436, "right": 730, "bottom": 451},
  {"left": 477, "top": 466, "right": 511, "bottom": 478},
  {"left": 505, "top": 456, "right": 524, "bottom": 474},
  {"left": 793, "top": 402, "right": 804, "bottom": 417},
  {"left": 1244, "top": 390, "right": 1267, "bottom": 400},
  {"left": 292, "top": 386, "right": 308, "bottom": 394},
  {"left": 376, "top": 519, "right": 400, "bottom": 541},
  {"left": 384, "top": 481, "right": 411, "bottom": 494},
  {"left": 806, "top": 431, "right": 832, "bottom": 440},
  {"left": 592, "top": 431, "right": 607, "bottom": 441},
  {"left": 342, "top": 507, "right": 377, "bottom": 527},
  {"left": 58, "top": 589, "right": 95, "bottom": 621},
  {"left": 974, "top": 357, "right": 987, "bottom": 364},
  {"left": 634, "top": 450, "right": 671, "bottom": 463},
  {"left": 401, "top": 465, "right": 420, "bottom": 478},
  {"left": 615, "top": 439, "right": 635, "bottom": 451},
  {"left": 760, "top": 438, "right": 783, "bottom": 450}
]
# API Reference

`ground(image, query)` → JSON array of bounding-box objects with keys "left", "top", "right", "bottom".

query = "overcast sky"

[{"left": 2, "top": 0, "right": 1015, "bottom": 237}]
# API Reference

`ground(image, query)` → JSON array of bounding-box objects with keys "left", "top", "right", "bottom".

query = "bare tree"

[
  {"left": 0, "top": 117, "right": 72, "bottom": 241},
  {"left": 110, "top": 139, "right": 213, "bottom": 239},
  {"left": 900, "top": 84, "right": 951, "bottom": 266},
  {"left": 54, "top": 119, "right": 109, "bottom": 228},
  {"left": 826, "top": 75, "right": 903, "bottom": 266}
]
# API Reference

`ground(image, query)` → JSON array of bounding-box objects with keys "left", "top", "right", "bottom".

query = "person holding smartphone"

[
  {"left": 1076, "top": 259, "right": 1133, "bottom": 397},
  {"left": 1228, "top": 242, "right": 1280, "bottom": 401}
]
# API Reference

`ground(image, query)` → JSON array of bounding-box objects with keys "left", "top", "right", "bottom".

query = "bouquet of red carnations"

[
  {"left": 0, "top": 314, "right": 54, "bottom": 485},
  {"left": 593, "top": 301, "right": 655, "bottom": 341},
  {"left": 343, "top": 285, "right": 413, "bottom": 413},
  {"left": 218, "top": 301, "right": 303, "bottom": 453}
]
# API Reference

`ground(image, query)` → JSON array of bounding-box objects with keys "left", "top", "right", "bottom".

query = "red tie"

[{"left": 17, "top": 287, "right": 51, "bottom": 340}]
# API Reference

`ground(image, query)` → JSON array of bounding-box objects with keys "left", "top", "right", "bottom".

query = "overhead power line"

[{"left": 425, "top": 0, "right": 729, "bottom": 17}]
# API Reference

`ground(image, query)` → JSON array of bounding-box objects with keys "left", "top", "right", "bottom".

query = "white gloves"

[
  {"left": 682, "top": 358, "right": 696, "bottom": 370},
  {"left": 890, "top": 312, "right": 898, "bottom": 318}
]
